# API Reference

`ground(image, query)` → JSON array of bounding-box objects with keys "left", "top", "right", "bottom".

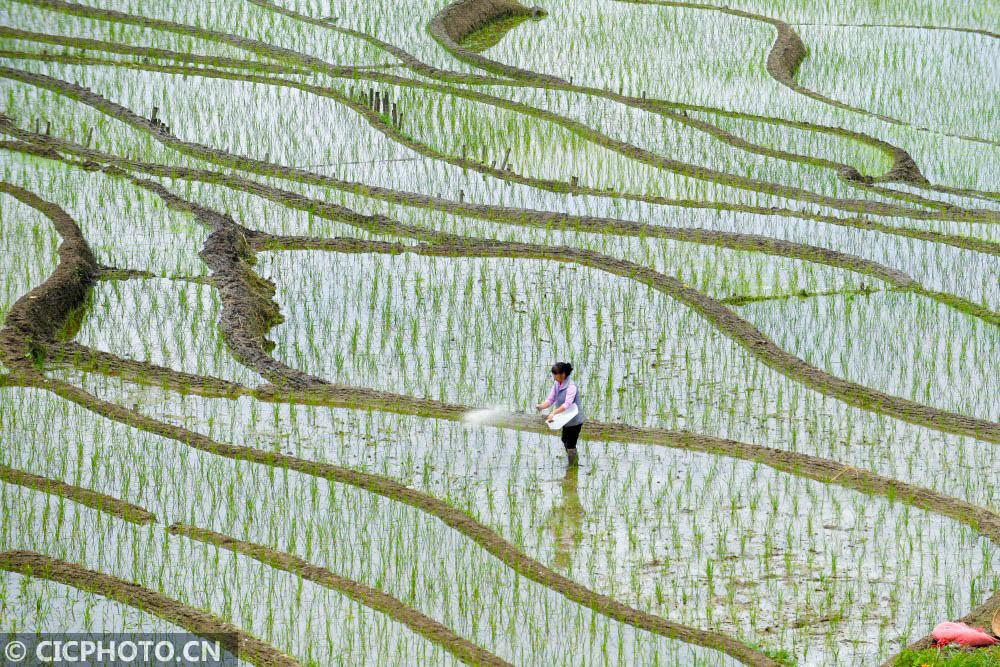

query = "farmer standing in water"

[{"left": 536, "top": 362, "right": 585, "bottom": 465}]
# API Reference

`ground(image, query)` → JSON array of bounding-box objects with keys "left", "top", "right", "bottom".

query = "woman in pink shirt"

[{"left": 536, "top": 362, "right": 585, "bottom": 465}]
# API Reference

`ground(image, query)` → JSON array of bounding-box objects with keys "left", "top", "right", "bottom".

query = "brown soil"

[
  {"left": 7, "top": 122, "right": 999, "bottom": 434},
  {"left": 123, "top": 173, "right": 1000, "bottom": 439},
  {"left": 432, "top": 0, "right": 545, "bottom": 44},
  {"left": 6, "top": 126, "right": 996, "bottom": 262},
  {"left": 429, "top": 0, "right": 932, "bottom": 186},
  {"left": 117, "top": 175, "right": 324, "bottom": 389},
  {"left": 622, "top": 0, "right": 1000, "bottom": 150},
  {"left": 52, "top": 341, "right": 249, "bottom": 399},
  {"left": 32, "top": 353, "right": 1000, "bottom": 667},
  {"left": 27, "top": 0, "right": 997, "bottom": 199},
  {"left": 427, "top": 0, "right": 555, "bottom": 83},
  {"left": 8, "top": 58, "right": 997, "bottom": 225},
  {"left": 169, "top": 523, "right": 513, "bottom": 667},
  {"left": 33, "top": 330, "right": 1000, "bottom": 652},
  {"left": 3, "top": 7, "right": 997, "bottom": 658},
  {"left": 0, "top": 464, "right": 156, "bottom": 524},
  {"left": 0, "top": 26, "right": 309, "bottom": 76},
  {"left": 0, "top": 174, "right": 760, "bottom": 665},
  {"left": 37, "top": 340, "right": 1000, "bottom": 553},
  {"left": 0, "top": 551, "right": 299, "bottom": 666},
  {"left": 0, "top": 171, "right": 991, "bottom": 664},
  {"left": 4, "top": 27, "right": 932, "bottom": 198},
  {"left": 0, "top": 181, "right": 98, "bottom": 369},
  {"left": 9, "top": 123, "right": 999, "bottom": 433},
  {"left": 2, "top": 57, "right": 989, "bottom": 231},
  {"left": 24, "top": 374, "right": 778, "bottom": 666}
]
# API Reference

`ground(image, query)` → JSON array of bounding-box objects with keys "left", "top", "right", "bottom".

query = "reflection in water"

[{"left": 546, "top": 464, "right": 585, "bottom": 571}]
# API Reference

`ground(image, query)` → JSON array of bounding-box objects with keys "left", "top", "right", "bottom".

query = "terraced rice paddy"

[{"left": 0, "top": 0, "right": 997, "bottom": 665}]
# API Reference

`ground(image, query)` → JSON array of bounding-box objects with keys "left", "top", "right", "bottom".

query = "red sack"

[{"left": 932, "top": 621, "right": 998, "bottom": 647}]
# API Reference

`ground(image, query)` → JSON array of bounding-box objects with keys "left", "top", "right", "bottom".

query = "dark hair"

[{"left": 550, "top": 362, "right": 573, "bottom": 376}]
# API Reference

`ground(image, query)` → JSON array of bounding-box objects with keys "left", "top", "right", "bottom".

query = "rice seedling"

[{"left": 0, "top": 0, "right": 996, "bottom": 665}]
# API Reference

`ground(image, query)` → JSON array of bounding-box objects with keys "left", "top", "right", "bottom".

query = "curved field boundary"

[
  {"left": 0, "top": 26, "right": 311, "bottom": 76},
  {"left": 48, "top": 341, "right": 1000, "bottom": 551},
  {"left": 8, "top": 0, "right": 384, "bottom": 79},
  {"left": 26, "top": 374, "right": 778, "bottom": 667},
  {"left": 101, "top": 166, "right": 1000, "bottom": 441},
  {"left": 244, "top": 0, "right": 508, "bottom": 86},
  {"left": 38, "top": 338, "right": 1000, "bottom": 664},
  {"left": 431, "top": 0, "right": 546, "bottom": 47},
  {"left": 267, "top": 0, "right": 944, "bottom": 193},
  {"left": 9, "top": 131, "right": 989, "bottom": 310},
  {"left": 428, "top": 0, "right": 558, "bottom": 83},
  {"left": 0, "top": 180, "right": 774, "bottom": 665},
  {"left": 40, "top": 303, "right": 1000, "bottom": 553},
  {"left": 250, "top": 234, "right": 1000, "bottom": 441},
  {"left": 6, "top": 128, "right": 996, "bottom": 435},
  {"left": 28, "top": 0, "right": 997, "bottom": 211},
  {"left": 620, "top": 0, "right": 1000, "bottom": 149},
  {"left": 136, "top": 176, "right": 314, "bottom": 390},
  {"left": 112, "top": 155, "right": 921, "bottom": 290},
  {"left": 0, "top": 435, "right": 511, "bottom": 666},
  {"left": 0, "top": 60, "right": 941, "bottom": 226},
  {"left": 50, "top": 343, "right": 1000, "bottom": 667},
  {"left": 0, "top": 428, "right": 508, "bottom": 667},
  {"left": 425, "top": 0, "right": 945, "bottom": 188},
  {"left": 5, "top": 60, "right": 999, "bottom": 230},
  {"left": 7, "top": 45, "right": 997, "bottom": 231},
  {"left": 430, "top": 0, "right": 1000, "bottom": 205},
  {"left": 36, "top": 333, "right": 1000, "bottom": 663},
  {"left": 0, "top": 51, "right": 992, "bottom": 664},
  {"left": 168, "top": 523, "right": 514, "bottom": 667},
  {"left": 0, "top": 464, "right": 156, "bottom": 524},
  {"left": 7, "top": 56, "right": 990, "bottom": 243},
  {"left": 0, "top": 181, "right": 98, "bottom": 368},
  {"left": 68, "top": 159, "right": 1000, "bottom": 442},
  {"left": 53, "top": 341, "right": 248, "bottom": 398},
  {"left": 6, "top": 13, "right": 995, "bottom": 224},
  {"left": 197, "top": 0, "right": 954, "bottom": 197},
  {"left": 791, "top": 22, "right": 999, "bottom": 41},
  {"left": 31, "top": 345, "right": 1000, "bottom": 665},
  {"left": 0, "top": 551, "right": 298, "bottom": 666},
  {"left": 3, "top": 120, "right": 996, "bottom": 262},
  {"left": 151, "top": 69, "right": 999, "bottom": 221}
]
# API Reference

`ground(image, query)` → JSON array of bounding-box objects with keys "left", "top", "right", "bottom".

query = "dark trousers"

[{"left": 561, "top": 423, "right": 582, "bottom": 450}]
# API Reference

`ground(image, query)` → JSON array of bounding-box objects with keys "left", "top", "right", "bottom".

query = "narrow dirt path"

[
  {"left": 619, "top": 0, "right": 1000, "bottom": 149},
  {"left": 0, "top": 464, "right": 156, "bottom": 524},
  {"left": 7, "top": 10, "right": 997, "bottom": 222},
  {"left": 48, "top": 341, "right": 1000, "bottom": 551},
  {"left": 11, "top": 214, "right": 994, "bottom": 664},
  {"left": 0, "top": 181, "right": 777, "bottom": 665},
  {"left": 8, "top": 129, "right": 996, "bottom": 437},
  {"left": 22, "top": 0, "right": 996, "bottom": 208},
  {"left": 169, "top": 523, "right": 514, "bottom": 667},
  {"left": 31, "top": 373, "right": 779, "bottom": 667},
  {"left": 426, "top": 0, "right": 925, "bottom": 187},
  {"left": 0, "top": 551, "right": 299, "bottom": 666},
  {"left": 93, "top": 168, "right": 1000, "bottom": 441},
  {"left": 34, "top": 346, "right": 1000, "bottom": 667},
  {"left": 0, "top": 181, "right": 98, "bottom": 368},
  {"left": 5, "top": 100, "right": 995, "bottom": 256},
  {"left": 428, "top": 0, "right": 1000, "bottom": 205}
]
